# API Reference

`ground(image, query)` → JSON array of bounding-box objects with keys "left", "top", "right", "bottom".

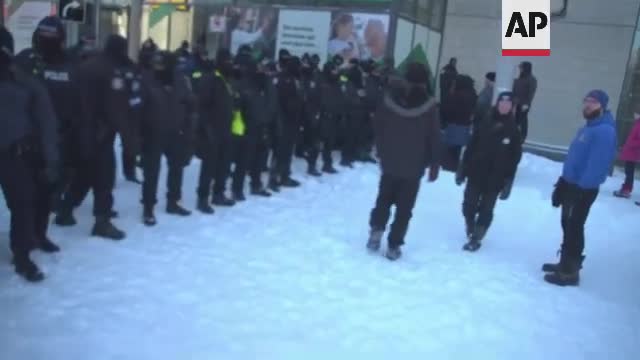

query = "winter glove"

[
  {"left": 551, "top": 177, "right": 568, "bottom": 208},
  {"left": 428, "top": 166, "right": 439, "bottom": 182},
  {"left": 499, "top": 179, "right": 513, "bottom": 200}
]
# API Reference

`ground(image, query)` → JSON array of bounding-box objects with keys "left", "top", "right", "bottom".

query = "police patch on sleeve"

[
  {"left": 310, "top": 81, "right": 316, "bottom": 89},
  {"left": 112, "top": 77, "right": 125, "bottom": 90},
  {"left": 132, "top": 80, "right": 140, "bottom": 92},
  {"left": 272, "top": 78, "right": 278, "bottom": 85},
  {"left": 502, "top": 137, "right": 511, "bottom": 145}
]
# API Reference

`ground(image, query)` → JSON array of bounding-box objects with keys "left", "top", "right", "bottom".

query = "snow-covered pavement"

[{"left": 0, "top": 153, "right": 638, "bottom": 359}]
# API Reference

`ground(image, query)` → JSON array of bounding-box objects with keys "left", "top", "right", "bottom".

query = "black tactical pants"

[
  {"left": 0, "top": 147, "right": 38, "bottom": 256},
  {"left": 62, "top": 133, "right": 117, "bottom": 218},
  {"left": 197, "top": 136, "right": 232, "bottom": 200},
  {"left": 462, "top": 182, "right": 500, "bottom": 229},
  {"left": 561, "top": 188, "right": 598, "bottom": 259},
  {"left": 142, "top": 137, "right": 185, "bottom": 207},
  {"left": 370, "top": 174, "right": 421, "bottom": 248}
]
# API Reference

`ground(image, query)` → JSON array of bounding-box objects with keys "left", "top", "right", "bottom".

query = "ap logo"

[{"left": 502, "top": 0, "right": 551, "bottom": 56}]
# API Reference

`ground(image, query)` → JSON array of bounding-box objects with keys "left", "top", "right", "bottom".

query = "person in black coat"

[
  {"left": 439, "top": 57, "right": 457, "bottom": 103},
  {"left": 273, "top": 55, "right": 304, "bottom": 188},
  {"left": 512, "top": 61, "right": 538, "bottom": 143},
  {"left": 57, "top": 34, "right": 138, "bottom": 241},
  {"left": 1, "top": 26, "right": 60, "bottom": 281},
  {"left": 139, "top": 50, "right": 195, "bottom": 226},
  {"left": 14, "top": 16, "right": 81, "bottom": 253},
  {"left": 360, "top": 59, "right": 383, "bottom": 163},
  {"left": 456, "top": 91, "right": 522, "bottom": 251},
  {"left": 441, "top": 74, "right": 477, "bottom": 171},
  {"left": 314, "top": 60, "right": 344, "bottom": 174},
  {"left": 196, "top": 48, "right": 236, "bottom": 213},
  {"left": 367, "top": 63, "right": 442, "bottom": 261},
  {"left": 300, "top": 54, "right": 323, "bottom": 176}
]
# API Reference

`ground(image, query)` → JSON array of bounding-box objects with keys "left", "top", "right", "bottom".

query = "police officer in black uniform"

[
  {"left": 14, "top": 16, "right": 79, "bottom": 253},
  {"left": 196, "top": 48, "right": 236, "bottom": 213},
  {"left": 300, "top": 54, "right": 323, "bottom": 177},
  {"left": 139, "top": 50, "right": 195, "bottom": 225},
  {"left": 274, "top": 55, "right": 303, "bottom": 188},
  {"left": 314, "top": 58, "right": 344, "bottom": 174},
  {"left": 339, "top": 58, "right": 362, "bottom": 168},
  {"left": 0, "top": 26, "right": 59, "bottom": 282},
  {"left": 57, "top": 34, "right": 138, "bottom": 240},
  {"left": 360, "top": 59, "right": 383, "bottom": 163}
]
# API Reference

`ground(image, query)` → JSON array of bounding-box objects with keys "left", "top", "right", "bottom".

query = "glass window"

[
  {"left": 397, "top": 0, "right": 416, "bottom": 19},
  {"left": 617, "top": 22, "right": 640, "bottom": 143}
]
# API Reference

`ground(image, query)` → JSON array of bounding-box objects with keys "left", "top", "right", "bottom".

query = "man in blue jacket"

[{"left": 544, "top": 90, "right": 617, "bottom": 286}]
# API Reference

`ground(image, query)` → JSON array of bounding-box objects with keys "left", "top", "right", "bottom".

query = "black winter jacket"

[
  {"left": 461, "top": 111, "right": 523, "bottom": 191},
  {"left": 373, "top": 90, "right": 441, "bottom": 179},
  {"left": 197, "top": 70, "right": 234, "bottom": 142}
]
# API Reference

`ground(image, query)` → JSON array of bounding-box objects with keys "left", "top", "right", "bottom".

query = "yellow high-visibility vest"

[{"left": 231, "top": 110, "right": 246, "bottom": 136}]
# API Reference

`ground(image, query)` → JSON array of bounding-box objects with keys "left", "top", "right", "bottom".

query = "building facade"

[{"left": 440, "top": 0, "right": 640, "bottom": 156}]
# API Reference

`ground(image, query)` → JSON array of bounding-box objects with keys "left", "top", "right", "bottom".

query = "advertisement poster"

[
  {"left": 275, "top": 9, "right": 331, "bottom": 66},
  {"left": 5, "top": 0, "right": 53, "bottom": 54},
  {"left": 328, "top": 12, "right": 389, "bottom": 63},
  {"left": 224, "top": 6, "right": 278, "bottom": 58}
]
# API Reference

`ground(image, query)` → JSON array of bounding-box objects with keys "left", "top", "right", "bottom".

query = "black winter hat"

[
  {"left": 278, "top": 48, "right": 290, "bottom": 60},
  {"left": 520, "top": 61, "right": 532, "bottom": 75},
  {"left": 486, "top": 72, "right": 496, "bottom": 82},
  {"left": 0, "top": 25, "right": 14, "bottom": 56},
  {"left": 496, "top": 91, "right": 514, "bottom": 104},
  {"left": 36, "top": 16, "right": 65, "bottom": 39}
]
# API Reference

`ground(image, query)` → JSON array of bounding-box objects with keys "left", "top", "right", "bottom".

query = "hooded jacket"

[
  {"left": 373, "top": 82, "right": 441, "bottom": 179},
  {"left": 562, "top": 111, "right": 617, "bottom": 190},
  {"left": 619, "top": 117, "right": 640, "bottom": 162},
  {"left": 461, "top": 110, "right": 523, "bottom": 191},
  {"left": 513, "top": 62, "right": 537, "bottom": 108}
]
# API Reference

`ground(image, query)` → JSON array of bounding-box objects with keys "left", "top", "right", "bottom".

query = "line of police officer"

[{"left": 1, "top": 16, "right": 388, "bottom": 282}]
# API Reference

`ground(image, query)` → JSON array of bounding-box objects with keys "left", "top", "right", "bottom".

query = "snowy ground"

[{"left": 0, "top": 152, "right": 638, "bottom": 360}]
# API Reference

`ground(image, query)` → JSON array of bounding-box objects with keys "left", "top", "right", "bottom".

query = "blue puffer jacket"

[{"left": 562, "top": 111, "right": 617, "bottom": 190}]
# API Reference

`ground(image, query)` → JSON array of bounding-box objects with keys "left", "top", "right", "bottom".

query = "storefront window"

[{"left": 617, "top": 18, "right": 640, "bottom": 142}]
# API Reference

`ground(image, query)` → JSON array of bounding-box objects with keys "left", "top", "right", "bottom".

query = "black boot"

[
  {"left": 307, "top": 167, "right": 322, "bottom": 177},
  {"left": 109, "top": 210, "right": 118, "bottom": 219},
  {"left": 340, "top": 160, "right": 354, "bottom": 168},
  {"left": 212, "top": 194, "right": 236, "bottom": 206},
  {"left": 13, "top": 254, "right": 45, "bottom": 282},
  {"left": 167, "top": 202, "right": 192, "bottom": 216},
  {"left": 125, "top": 174, "right": 142, "bottom": 184},
  {"left": 251, "top": 186, "right": 272, "bottom": 197},
  {"left": 463, "top": 225, "right": 486, "bottom": 252},
  {"left": 39, "top": 237, "right": 61, "bottom": 253},
  {"left": 91, "top": 217, "right": 126, "bottom": 240},
  {"left": 280, "top": 177, "right": 301, "bottom": 188},
  {"left": 233, "top": 192, "right": 246, "bottom": 202},
  {"left": 385, "top": 246, "right": 402, "bottom": 261},
  {"left": 54, "top": 209, "right": 77, "bottom": 227},
  {"left": 544, "top": 257, "right": 582, "bottom": 286},
  {"left": 197, "top": 197, "right": 215, "bottom": 214},
  {"left": 268, "top": 179, "right": 281, "bottom": 193},
  {"left": 542, "top": 253, "right": 585, "bottom": 273},
  {"left": 143, "top": 205, "right": 157, "bottom": 227},
  {"left": 322, "top": 165, "right": 338, "bottom": 174},
  {"left": 363, "top": 155, "right": 378, "bottom": 164},
  {"left": 366, "top": 229, "right": 384, "bottom": 252}
]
